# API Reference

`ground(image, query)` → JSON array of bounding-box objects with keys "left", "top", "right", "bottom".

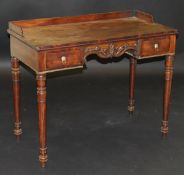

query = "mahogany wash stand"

[{"left": 8, "top": 10, "right": 178, "bottom": 167}]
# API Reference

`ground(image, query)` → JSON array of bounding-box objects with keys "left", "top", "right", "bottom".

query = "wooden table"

[{"left": 8, "top": 10, "right": 178, "bottom": 167}]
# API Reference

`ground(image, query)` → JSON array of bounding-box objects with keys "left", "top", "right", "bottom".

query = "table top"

[{"left": 8, "top": 11, "right": 177, "bottom": 50}]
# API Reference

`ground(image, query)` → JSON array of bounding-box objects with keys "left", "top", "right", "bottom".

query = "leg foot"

[
  {"left": 128, "top": 101, "right": 135, "bottom": 113},
  {"left": 161, "top": 120, "right": 168, "bottom": 137},
  {"left": 14, "top": 122, "right": 22, "bottom": 136},
  {"left": 39, "top": 147, "right": 48, "bottom": 168}
]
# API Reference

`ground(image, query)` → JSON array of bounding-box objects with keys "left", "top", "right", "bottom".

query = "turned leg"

[
  {"left": 11, "top": 57, "right": 22, "bottom": 138},
  {"left": 37, "top": 74, "right": 48, "bottom": 168},
  {"left": 161, "top": 55, "right": 174, "bottom": 136},
  {"left": 128, "top": 56, "right": 137, "bottom": 113}
]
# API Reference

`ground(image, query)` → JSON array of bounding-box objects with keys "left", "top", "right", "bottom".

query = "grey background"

[
  {"left": 0, "top": 0, "right": 184, "bottom": 58},
  {"left": 0, "top": 1, "right": 184, "bottom": 175}
]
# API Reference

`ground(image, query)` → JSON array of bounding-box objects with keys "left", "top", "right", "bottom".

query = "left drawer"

[{"left": 46, "top": 48, "right": 84, "bottom": 70}]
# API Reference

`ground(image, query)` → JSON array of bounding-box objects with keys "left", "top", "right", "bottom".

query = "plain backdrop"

[
  {"left": 0, "top": 0, "right": 183, "bottom": 59},
  {"left": 0, "top": 1, "right": 183, "bottom": 174}
]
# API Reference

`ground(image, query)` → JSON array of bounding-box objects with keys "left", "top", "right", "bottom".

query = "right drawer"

[{"left": 140, "top": 36, "right": 170, "bottom": 58}]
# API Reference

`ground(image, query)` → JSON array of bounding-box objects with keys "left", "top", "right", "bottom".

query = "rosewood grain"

[
  {"left": 7, "top": 10, "right": 178, "bottom": 167},
  {"left": 11, "top": 57, "right": 22, "bottom": 138}
]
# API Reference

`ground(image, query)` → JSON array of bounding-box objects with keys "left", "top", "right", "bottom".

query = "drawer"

[
  {"left": 140, "top": 36, "right": 170, "bottom": 58},
  {"left": 46, "top": 48, "right": 84, "bottom": 70}
]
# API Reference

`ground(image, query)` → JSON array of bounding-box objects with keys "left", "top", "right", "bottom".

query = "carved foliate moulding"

[{"left": 84, "top": 42, "right": 137, "bottom": 59}]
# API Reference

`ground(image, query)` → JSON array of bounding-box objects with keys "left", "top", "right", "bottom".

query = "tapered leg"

[
  {"left": 37, "top": 74, "right": 48, "bottom": 168},
  {"left": 161, "top": 55, "right": 174, "bottom": 136},
  {"left": 128, "top": 56, "right": 137, "bottom": 113},
  {"left": 11, "top": 57, "right": 22, "bottom": 138}
]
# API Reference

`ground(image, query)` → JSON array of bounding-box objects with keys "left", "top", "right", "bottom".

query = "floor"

[{"left": 0, "top": 53, "right": 184, "bottom": 175}]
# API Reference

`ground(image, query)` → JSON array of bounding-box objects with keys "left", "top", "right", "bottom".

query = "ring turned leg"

[
  {"left": 37, "top": 74, "right": 48, "bottom": 168},
  {"left": 128, "top": 56, "right": 137, "bottom": 113},
  {"left": 11, "top": 57, "right": 22, "bottom": 138},
  {"left": 161, "top": 55, "right": 174, "bottom": 136}
]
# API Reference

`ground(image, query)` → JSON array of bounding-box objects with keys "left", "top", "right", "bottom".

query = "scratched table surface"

[{"left": 9, "top": 17, "right": 176, "bottom": 48}]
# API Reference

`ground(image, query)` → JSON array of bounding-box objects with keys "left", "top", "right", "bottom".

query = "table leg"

[
  {"left": 37, "top": 74, "right": 48, "bottom": 168},
  {"left": 128, "top": 56, "right": 137, "bottom": 113},
  {"left": 161, "top": 55, "right": 174, "bottom": 136},
  {"left": 11, "top": 57, "right": 22, "bottom": 138}
]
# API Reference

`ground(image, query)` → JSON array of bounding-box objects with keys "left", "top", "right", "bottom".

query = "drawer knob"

[
  {"left": 61, "top": 56, "right": 66, "bottom": 63},
  {"left": 154, "top": 43, "right": 159, "bottom": 49}
]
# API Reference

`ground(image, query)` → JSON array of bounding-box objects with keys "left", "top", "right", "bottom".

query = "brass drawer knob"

[
  {"left": 61, "top": 56, "right": 66, "bottom": 63},
  {"left": 154, "top": 43, "right": 159, "bottom": 49}
]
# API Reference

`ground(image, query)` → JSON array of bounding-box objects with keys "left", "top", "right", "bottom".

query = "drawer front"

[
  {"left": 46, "top": 48, "right": 84, "bottom": 70},
  {"left": 140, "top": 36, "right": 170, "bottom": 57}
]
